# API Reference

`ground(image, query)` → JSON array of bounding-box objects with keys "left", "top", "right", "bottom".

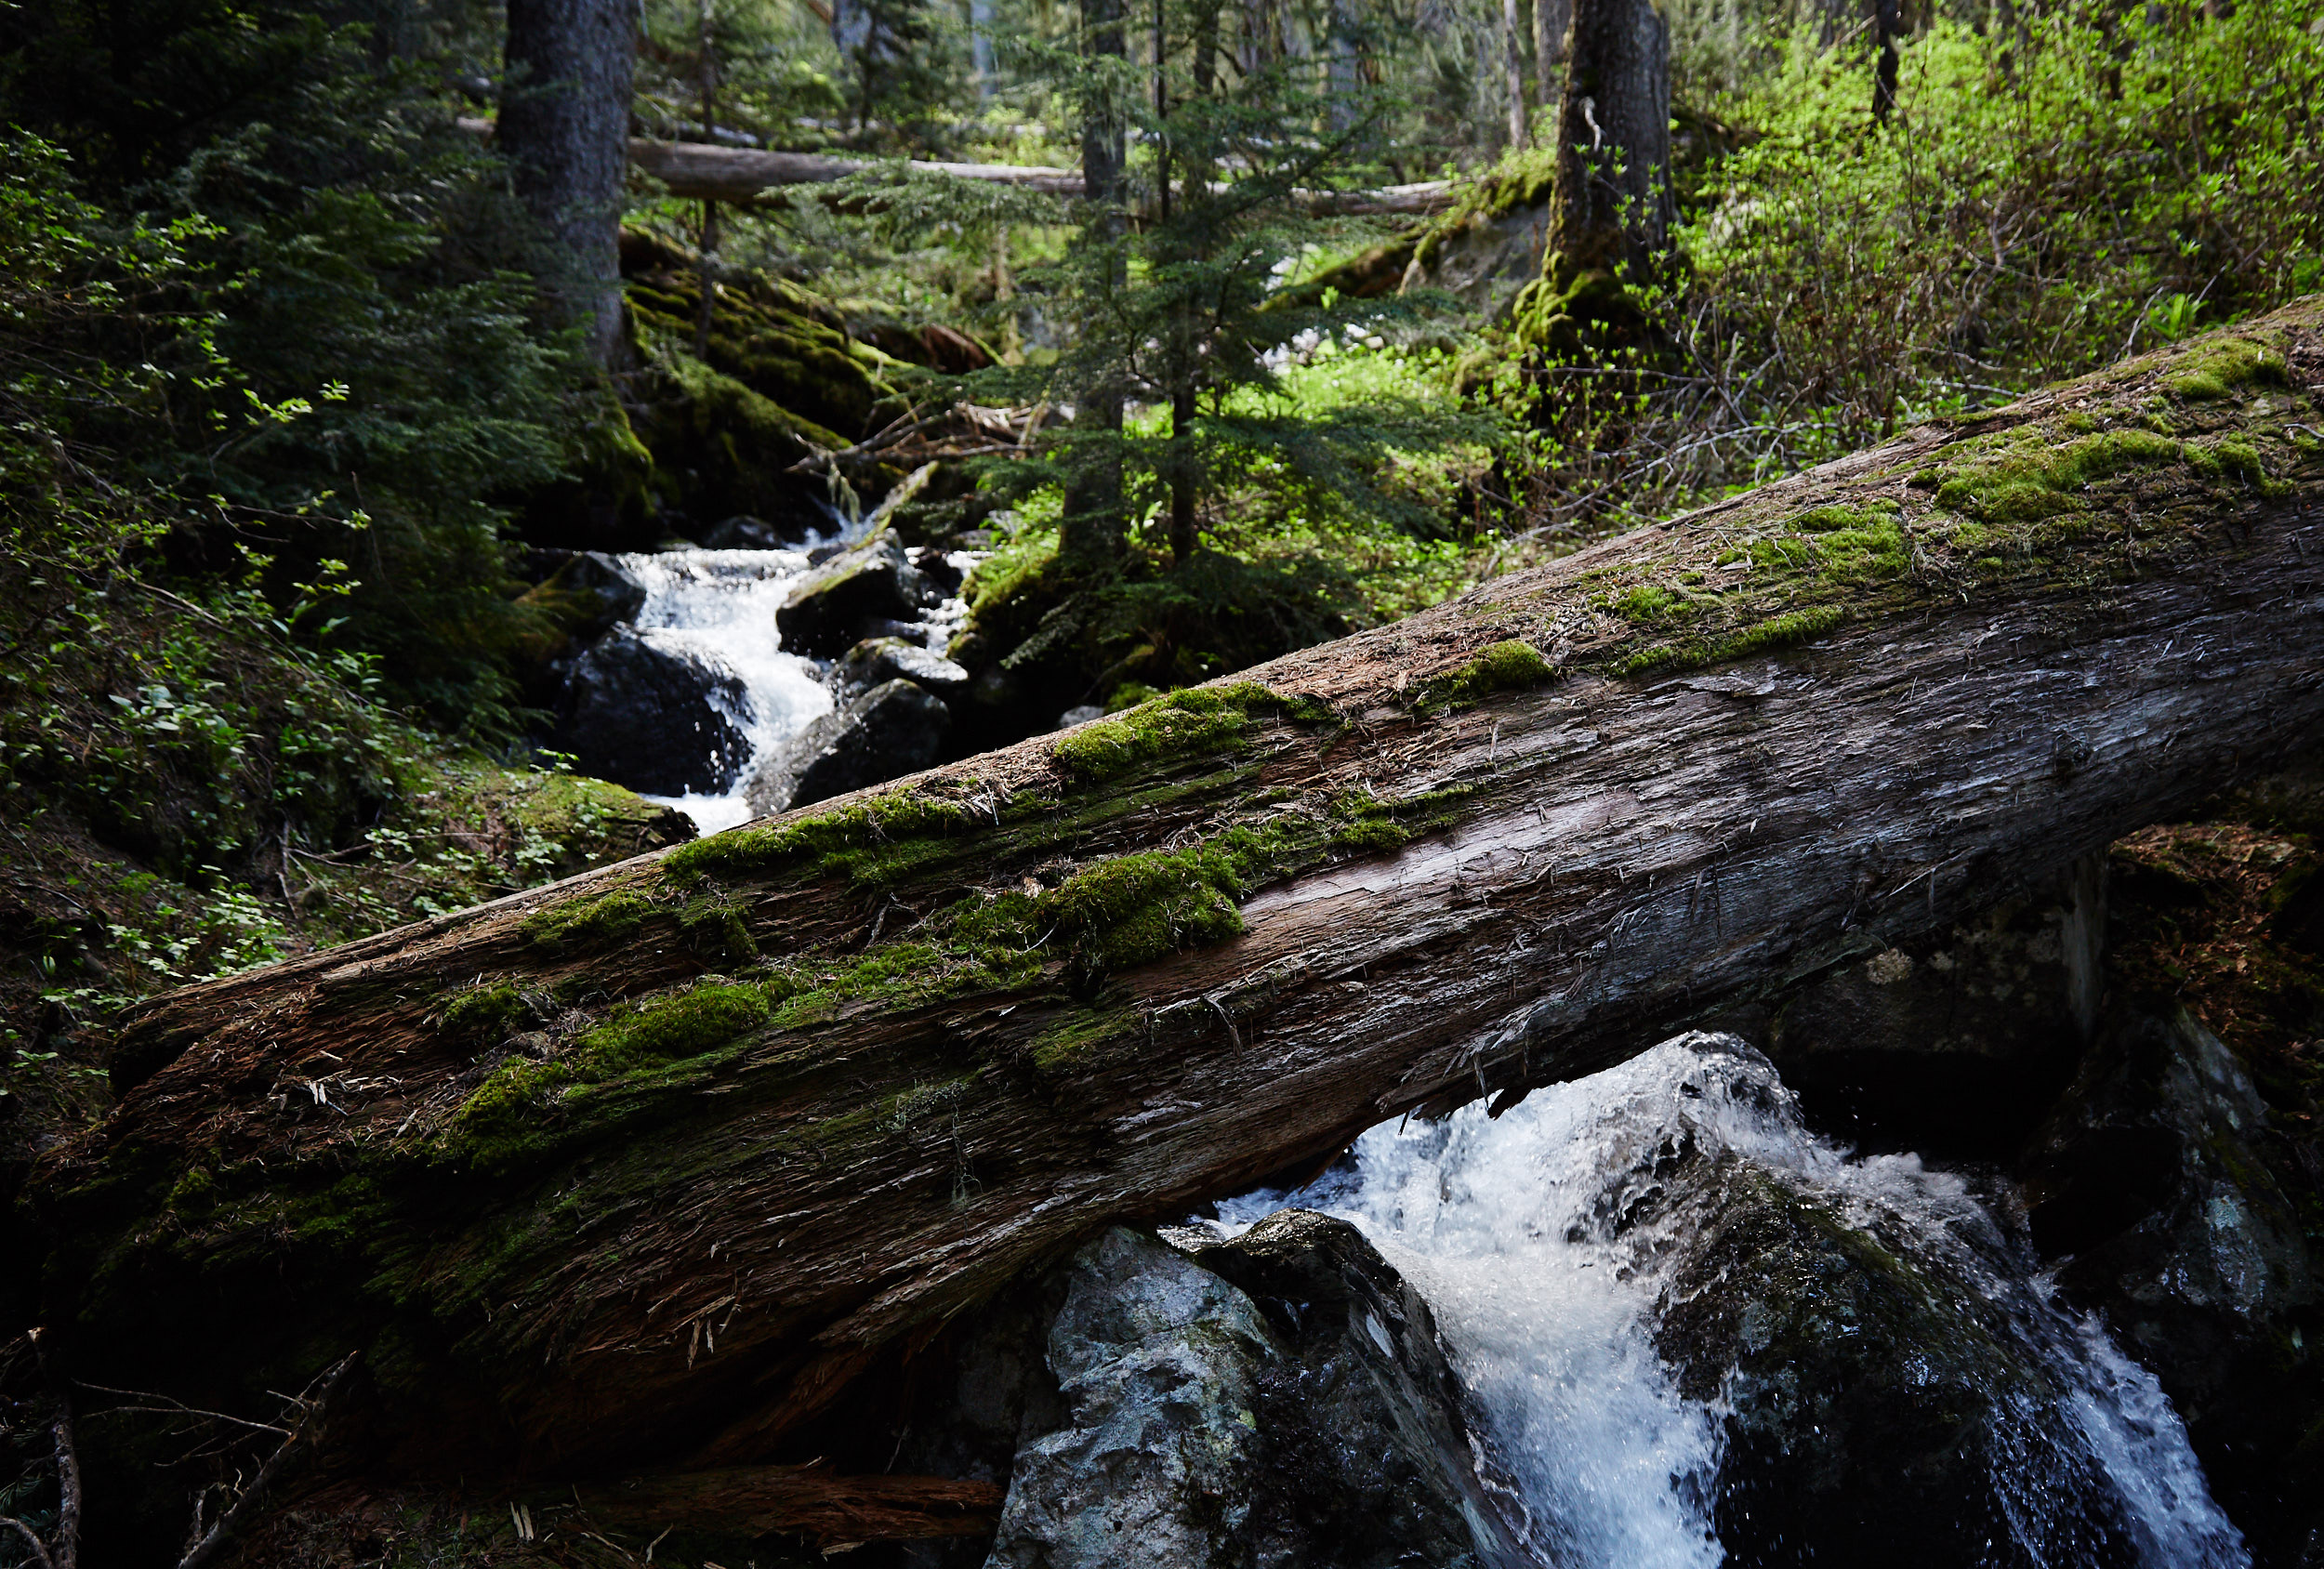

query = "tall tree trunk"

[
  {"left": 501, "top": 0, "right": 637, "bottom": 368},
  {"left": 1500, "top": 0, "right": 1530, "bottom": 147},
  {"left": 29, "top": 306, "right": 2324, "bottom": 1526},
  {"left": 1533, "top": 0, "right": 1571, "bottom": 110},
  {"left": 1546, "top": 0, "right": 1670, "bottom": 278},
  {"left": 1062, "top": 0, "right": 1129, "bottom": 571},
  {"left": 1871, "top": 0, "right": 1901, "bottom": 121}
]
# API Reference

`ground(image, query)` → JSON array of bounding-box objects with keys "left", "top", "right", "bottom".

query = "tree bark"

[
  {"left": 1061, "top": 0, "right": 1130, "bottom": 571},
  {"left": 501, "top": 0, "right": 637, "bottom": 367},
  {"left": 1546, "top": 0, "right": 1670, "bottom": 276},
  {"left": 26, "top": 307, "right": 2324, "bottom": 1533}
]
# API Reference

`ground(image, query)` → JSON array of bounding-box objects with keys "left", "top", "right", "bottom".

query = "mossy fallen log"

[{"left": 15, "top": 302, "right": 2324, "bottom": 1549}]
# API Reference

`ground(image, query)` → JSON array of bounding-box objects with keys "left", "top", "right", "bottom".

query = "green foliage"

[{"left": 1502, "top": 1, "right": 2324, "bottom": 538}]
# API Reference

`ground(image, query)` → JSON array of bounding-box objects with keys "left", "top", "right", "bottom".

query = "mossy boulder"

[
  {"left": 776, "top": 527, "right": 937, "bottom": 659},
  {"left": 743, "top": 677, "right": 953, "bottom": 816}
]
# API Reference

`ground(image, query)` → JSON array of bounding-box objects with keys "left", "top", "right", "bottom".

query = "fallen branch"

[{"left": 174, "top": 1355, "right": 356, "bottom": 1569}]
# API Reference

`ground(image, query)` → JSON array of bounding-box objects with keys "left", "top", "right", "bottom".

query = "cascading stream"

[
  {"left": 601, "top": 541, "right": 976, "bottom": 835},
  {"left": 614, "top": 547, "right": 833, "bottom": 834},
  {"left": 1217, "top": 1035, "right": 2250, "bottom": 1569}
]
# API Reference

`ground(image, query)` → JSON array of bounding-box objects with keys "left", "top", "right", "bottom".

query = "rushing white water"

[
  {"left": 1214, "top": 1035, "right": 2249, "bottom": 1569},
  {"left": 618, "top": 547, "right": 834, "bottom": 833},
  {"left": 608, "top": 525, "right": 980, "bottom": 834}
]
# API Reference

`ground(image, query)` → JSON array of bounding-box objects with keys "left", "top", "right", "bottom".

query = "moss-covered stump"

[{"left": 13, "top": 303, "right": 2324, "bottom": 1549}]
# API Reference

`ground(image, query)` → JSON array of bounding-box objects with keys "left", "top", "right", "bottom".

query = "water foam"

[
  {"left": 1216, "top": 1035, "right": 2248, "bottom": 1568},
  {"left": 618, "top": 548, "right": 832, "bottom": 833}
]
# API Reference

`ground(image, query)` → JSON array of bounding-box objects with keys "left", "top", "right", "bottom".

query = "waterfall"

[
  {"left": 1216, "top": 1035, "right": 2250, "bottom": 1569},
  {"left": 613, "top": 547, "right": 834, "bottom": 834},
  {"left": 596, "top": 539, "right": 978, "bottom": 834}
]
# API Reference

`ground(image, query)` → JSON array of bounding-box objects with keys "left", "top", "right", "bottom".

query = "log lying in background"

[
  {"left": 455, "top": 121, "right": 1456, "bottom": 216},
  {"left": 19, "top": 304, "right": 2324, "bottom": 1539},
  {"left": 623, "top": 134, "right": 1457, "bottom": 216}
]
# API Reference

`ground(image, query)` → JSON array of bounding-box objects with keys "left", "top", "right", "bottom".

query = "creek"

[
  {"left": 577, "top": 515, "right": 975, "bottom": 833},
  {"left": 1216, "top": 1035, "right": 2250, "bottom": 1569}
]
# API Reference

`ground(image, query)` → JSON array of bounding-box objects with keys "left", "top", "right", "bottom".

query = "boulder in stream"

[
  {"left": 553, "top": 628, "right": 750, "bottom": 795},
  {"left": 775, "top": 527, "right": 936, "bottom": 658},
  {"left": 832, "top": 636, "right": 969, "bottom": 705},
  {"left": 984, "top": 1220, "right": 1533, "bottom": 1569},
  {"left": 743, "top": 677, "right": 950, "bottom": 815}
]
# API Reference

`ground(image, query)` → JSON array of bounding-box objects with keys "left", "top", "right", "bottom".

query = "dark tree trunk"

[
  {"left": 502, "top": 0, "right": 636, "bottom": 368},
  {"left": 24, "top": 306, "right": 2324, "bottom": 1551},
  {"left": 1546, "top": 0, "right": 1670, "bottom": 277},
  {"left": 1062, "top": 0, "right": 1130, "bottom": 571},
  {"left": 1872, "top": 0, "right": 1901, "bottom": 121}
]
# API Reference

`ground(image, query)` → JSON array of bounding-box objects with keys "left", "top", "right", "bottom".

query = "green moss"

[
  {"left": 443, "top": 980, "right": 775, "bottom": 1165},
  {"left": 1789, "top": 499, "right": 1898, "bottom": 533},
  {"left": 1617, "top": 602, "right": 1850, "bottom": 679},
  {"left": 677, "top": 894, "right": 757, "bottom": 963},
  {"left": 2192, "top": 438, "right": 2294, "bottom": 500},
  {"left": 1028, "top": 1006, "right": 1142, "bottom": 1072},
  {"left": 519, "top": 890, "right": 655, "bottom": 953},
  {"left": 2163, "top": 336, "right": 2288, "bottom": 401},
  {"left": 664, "top": 786, "right": 981, "bottom": 884},
  {"left": 1050, "top": 682, "right": 1276, "bottom": 784},
  {"left": 1933, "top": 429, "right": 2185, "bottom": 523},
  {"left": 1034, "top": 826, "right": 1292, "bottom": 969},
  {"left": 438, "top": 981, "right": 528, "bottom": 1041},
  {"left": 1446, "top": 639, "right": 1554, "bottom": 703}
]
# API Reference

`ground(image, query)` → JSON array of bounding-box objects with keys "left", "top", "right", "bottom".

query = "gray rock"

[
  {"left": 543, "top": 550, "right": 650, "bottom": 643},
  {"left": 553, "top": 628, "right": 749, "bottom": 795},
  {"left": 984, "top": 1228, "right": 1273, "bottom": 1569},
  {"left": 833, "top": 637, "right": 970, "bottom": 705},
  {"left": 2026, "top": 1006, "right": 2318, "bottom": 1545},
  {"left": 775, "top": 525, "right": 936, "bottom": 659},
  {"left": 744, "top": 678, "right": 950, "bottom": 815},
  {"left": 984, "top": 1221, "right": 1532, "bottom": 1569},
  {"left": 1058, "top": 704, "right": 1106, "bottom": 728},
  {"left": 1400, "top": 194, "right": 1553, "bottom": 321},
  {"left": 698, "top": 514, "right": 787, "bottom": 549}
]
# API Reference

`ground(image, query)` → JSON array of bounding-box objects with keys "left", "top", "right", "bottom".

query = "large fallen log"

[
  {"left": 18, "top": 305, "right": 2324, "bottom": 1533},
  {"left": 455, "top": 120, "right": 1456, "bottom": 216}
]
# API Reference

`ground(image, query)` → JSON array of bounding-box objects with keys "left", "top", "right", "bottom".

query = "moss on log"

[{"left": 15, "top": 301, "right": 2324, "bottom": 1537}]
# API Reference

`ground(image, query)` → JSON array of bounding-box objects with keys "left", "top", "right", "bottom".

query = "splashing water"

[
  {"left": 1216, "top": 1035, "right": 2249, "bottom": 1568},
  {"left": 618, "top": 547, "right": 835, "bottom": 833}
]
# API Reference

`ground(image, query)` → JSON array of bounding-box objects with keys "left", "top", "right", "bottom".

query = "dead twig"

[{"left": 174, "top": 1353, "right": 358, "bottom": 1569}]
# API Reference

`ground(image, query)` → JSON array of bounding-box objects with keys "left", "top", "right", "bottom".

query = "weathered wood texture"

[{"left": 24, "top": 305, "right": 2324, "bottom": 1509}]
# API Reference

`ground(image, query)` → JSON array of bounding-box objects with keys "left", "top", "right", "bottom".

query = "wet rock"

[
  {"left": 1184, "top": 1211, "right": 1537, "bottom": 1569},
  {"left": 541, "top": 550, "right": 650, "bottom": 643},
  {"left": 1645, "top": 1121, "right": 2212, "bottom": 1568},
  {"left": 775, "top": 527, "right": 935, "bottom": 659},
  {"left": 2026, "top": 1006, "right": 2320, "bottom": 1554},
  {"left": 553, "top": 629, "right": 750, "bottom": 795},
  {"left": 698, "top": 514, "right": 787, "bottom": 549},
  {"left": 984, "top": 1221, "right": 1532, "bottom": 1569},
  {"left": 832, "top": 638, "right": 969, "bottom": 705},
  {"left": 1767, "top": 852, "right": 2106, "bottom": 1156},
  {"left": 984, "top": 1228, "right": 1273, "bottom": 1569},
  {"left": 743, "top": 678, "right": 949, "bottom": 815}
]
